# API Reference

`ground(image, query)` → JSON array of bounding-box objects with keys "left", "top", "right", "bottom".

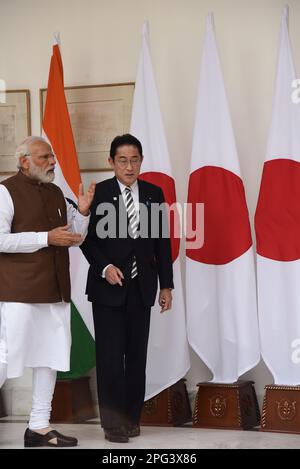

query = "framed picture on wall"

[
  {"left": 40, "top": 82, "right": 135, "bottom": 172},
  {"left": 0, "top": 89, "right": 31, "bottom": 175}
]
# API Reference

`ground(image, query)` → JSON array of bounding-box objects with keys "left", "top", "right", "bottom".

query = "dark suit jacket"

[{"left": 80, "top": 176, "right": 174, "bottom": 307}]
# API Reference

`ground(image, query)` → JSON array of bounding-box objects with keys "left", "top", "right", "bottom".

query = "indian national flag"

[{"left": 42, "top": 33, "right": 95, "bottom": 378}]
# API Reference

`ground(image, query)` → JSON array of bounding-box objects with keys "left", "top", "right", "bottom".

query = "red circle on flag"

[
  {"left": 255, "top": 158, "right": 300, "bottom": 261},
  {"left": 139, "top": 171, "right": 180, "bottom": 262},
  {"left": 186, "top": 166, "right": 252, "bottom": 265}
]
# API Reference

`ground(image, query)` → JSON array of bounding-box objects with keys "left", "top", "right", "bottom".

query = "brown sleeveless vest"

[{"left": 0, "top": 171, "right": 71, "bottom": 303}]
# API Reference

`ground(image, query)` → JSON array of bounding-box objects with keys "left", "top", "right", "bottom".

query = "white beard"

[{"left": 28, "top": 160, "right": 55, "bottom": 183}]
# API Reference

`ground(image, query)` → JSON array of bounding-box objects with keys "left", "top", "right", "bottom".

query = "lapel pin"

[{"left": 113, "top": 197, "right": 117, "bottom": 201}]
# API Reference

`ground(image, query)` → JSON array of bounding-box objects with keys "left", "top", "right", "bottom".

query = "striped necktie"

[{"left": 124, "top": 187, "right": 138, "bottom": 278}]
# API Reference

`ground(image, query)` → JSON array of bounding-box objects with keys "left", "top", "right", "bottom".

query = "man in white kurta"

[{"left": 0, "top": 136, "right": 95, "bottom": 447}]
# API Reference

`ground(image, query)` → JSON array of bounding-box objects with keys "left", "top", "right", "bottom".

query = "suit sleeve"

[
  {"left": 155, "top": 187, "right": 174, "bottom": 290},
  {"left": 80, "top": 187, "right": 111, "bottom": 276}
]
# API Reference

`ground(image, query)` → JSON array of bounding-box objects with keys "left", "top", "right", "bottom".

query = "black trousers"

[{"left": 92, "top": 278, "right": 151, "bottom": 429}]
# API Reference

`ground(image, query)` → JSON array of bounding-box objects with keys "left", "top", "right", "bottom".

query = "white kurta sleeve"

[
  {"left": 0, "top": 185, "right": 48, "bottom": 253},
  {"left": 65, "top": 200, "right": 90, "bottom": 245}
]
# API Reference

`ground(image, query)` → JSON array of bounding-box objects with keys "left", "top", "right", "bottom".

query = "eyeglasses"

[{"left": 115, "top": 158, "right": 142, "bottom": 168}]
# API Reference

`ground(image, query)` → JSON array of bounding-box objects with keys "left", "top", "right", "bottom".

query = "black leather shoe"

[
  {"left": 24, "top": 428, "right": 78, "bottom": 447},
  {"left": 127, "top": 424, "right": 140, "bottom": 437},
  {"left": 104, "top": 427, "right": 129, "bottom": 443}
]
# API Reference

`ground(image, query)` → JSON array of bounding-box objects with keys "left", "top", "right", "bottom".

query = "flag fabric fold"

[
  {"left": 43, "top": 34, "right": 95, "bottom": 378},
  {"left": 186, "top": 14, "right": 260, "bottom": 383},
  {"left": 130, "top": 22, "right": 190, "bottom": 399},
  {"left": 255, "top": 6, "right": 300, "bottom": 385}
]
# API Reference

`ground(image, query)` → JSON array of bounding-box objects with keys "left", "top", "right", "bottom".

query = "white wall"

[{"left": 1, "top": 0, "right": 299, "bottom": 413}]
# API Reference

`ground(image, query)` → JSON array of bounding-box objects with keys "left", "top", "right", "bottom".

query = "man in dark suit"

[{"left": 81, "top": 134, "right": 173, "bottom": 443}]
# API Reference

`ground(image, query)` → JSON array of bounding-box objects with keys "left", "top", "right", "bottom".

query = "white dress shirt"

[
  {"left": 0, "top": 184, "right": 90, "bottom": 378},
  {"left": 102, "top": 179, "right": 139, "bottom": 278},
  {"left": 0, "top": 184, "right": 88, "bottom": 253}
]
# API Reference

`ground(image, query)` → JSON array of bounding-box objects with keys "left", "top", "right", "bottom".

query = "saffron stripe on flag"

[{"left": 43, "top": 35, "right": 95, "bottom": 379}]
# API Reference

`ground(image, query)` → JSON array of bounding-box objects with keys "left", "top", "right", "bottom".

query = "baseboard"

[
  {"left": 1, "top": 383, "right": 265, "bottom": 419},
  {"left": 2, "top": 386, "right": 32, "bottom": 416}
]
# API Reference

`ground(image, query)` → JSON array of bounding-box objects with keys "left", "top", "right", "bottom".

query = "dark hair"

[{"left": 110, "top": 134, "right": 143, "bottom": 160}]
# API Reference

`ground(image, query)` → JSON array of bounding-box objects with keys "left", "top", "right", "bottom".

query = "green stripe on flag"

[{"left": 58, "top": 302, "right": 95, "bottom": 379}]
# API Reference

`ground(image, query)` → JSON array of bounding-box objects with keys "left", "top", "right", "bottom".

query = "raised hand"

[{"left": 78, "top": 182, "right": 96, "bottom": 216}]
